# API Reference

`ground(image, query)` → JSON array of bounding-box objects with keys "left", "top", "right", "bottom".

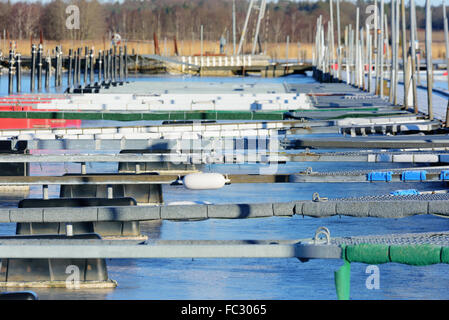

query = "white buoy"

[
  {"left": 182, "top": 173, "right": 227, "bottom": 190},
  {"left": 66, "top": 224, "right": 73, "bottom": 237}
]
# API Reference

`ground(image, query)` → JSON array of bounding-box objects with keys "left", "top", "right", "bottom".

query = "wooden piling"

[
  {"left": 124, "top": 45, "right": 128, "bottom": 81},
  {"left": 58, "top": 45, "right": 62, "bottom": 87},
  {"left": 329, "top": 0, "right": 335, "bottom": 80},
  {"left": 8, "top": 49, "right": 14, "bottom": 95},
  {"left": 98, "top": 50, "right": 103, "bottom": 83},
  {"left": 355, "top": 7, "right": 359, "bottom": 88},
  {"left": 345, "top": 25, "right": 349, "bottom": 84},
  {"left": 16, "top": 52, "right": 21, "bottom": 93},
  {"left": 112, "top": 46, "right": 116, "bottom": 82},
  {"left": 104, "top": 50, "right": 108, "bottom": 82},
  {"left": 84, "top": 47, "right": 88, "bottom": 86},
  {"left": 368, "top": 27, "right": 372, "bottom": 93},
  {"left": 410, "top": 0, "right": 418, "bottom": 113},
  {"left": 336, "top": 0, "right": 342, "bottom": 81},
  {"left": 444, "top": 0, "right": 449, "bottom": 92},
  {"left": 103, "top": 50, "right": 107, "bottom": 83},
  {"left": 401, "top": 0, "right": 409, "bottom": 109},
  {"left": 393, "top": 0, "right": 400, "bottom": 105},
  {"left": 425, "top": 0, "right": 433, "bottom": 120},
  {"left": 379, "top": 0, "right": 384, "bottom": 98},
  {"left": 74, "top": 49, "right": 78, "bottom": 86},
  {"left": 389, "top": 0, "right": 395, "bottom": 103},
  {"left": 30, "top": 44, "right": 36, "bottom": 92},
  {"left": 109, "top": 48, "right": 113, "bottom": 82},
  {"left": 373, "top": 0, "right": 378, "bottom": 65},
  {"left": 384, "top": 13, "right": 390, "bottom": 98},
  {"left": 55, "top": 47, "right": 59, "bottom": 87},
  {"left": 119, "top": 46, "right": 123, "bottom": 81},
  {"left": 77, "top": 48, "right": 81, "bottom": 85},
  {"left": 37, "top": 44, "right": 43, "bottom": 91},
  {"left": 89, "top": 48, "right": 94, "bottom": 85},
  {"left": 45, "top": 54, "right": 50, "bottom": 90},
  {"left": 68, "top": 49, "right": 72, "bottom": 88}
]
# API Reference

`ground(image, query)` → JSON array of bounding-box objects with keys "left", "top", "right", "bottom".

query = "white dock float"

[{"left": 33, "top": 93, "right": 314, "bottom": 111}]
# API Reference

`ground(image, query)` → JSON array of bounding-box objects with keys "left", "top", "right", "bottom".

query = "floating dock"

[{"left": 0, "top": 42, "right": 449, "bottom": 299}]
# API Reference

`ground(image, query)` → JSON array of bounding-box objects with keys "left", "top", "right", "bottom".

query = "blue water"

[
  {"left": 0, "top": 73, "right": 448, "bottom": 300},
  {"left": 0, "top": 72, "right": 316, "bottom": 97}
]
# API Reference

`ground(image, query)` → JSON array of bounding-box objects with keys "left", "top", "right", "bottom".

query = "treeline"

[{"left": 0, "top": 0, "right": 448, "bottom": 44}]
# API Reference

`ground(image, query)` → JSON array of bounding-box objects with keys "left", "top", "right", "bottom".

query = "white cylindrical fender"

[{"left": 182, "top": 173, "right": 227, "bottom": 190}]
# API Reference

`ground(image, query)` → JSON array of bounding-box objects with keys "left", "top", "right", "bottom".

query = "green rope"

[
  {"left": 345, "top": 244, "right": 446, "bottom": 266},
  {"left": 334, "top": 243, "right": 449, "bottom": 300},
  {"left": 334, "top": 244, "right": 351, "bottom": 300}
]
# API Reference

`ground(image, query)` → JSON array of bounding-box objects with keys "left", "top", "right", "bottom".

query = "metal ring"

[{"left": 314, "top": 226, "right": 331, "bottom": 245}]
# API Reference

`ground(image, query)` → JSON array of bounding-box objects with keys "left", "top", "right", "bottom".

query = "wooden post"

[
  {"left": 68, "top": 49, "right": 72, "bottom": 88},
  {"left": 59, "top": 45, "right": 63, "bottom": 87},
  {"left": 374, "top": 0, "right": 379, "bottom": 95},
  {"left": 336, "top": 0, "right": 342, "bottom": 81},
  {"left": 45, "top": 54, "right": 50, "bottom": 90},
  {"left": 98, "top": 50, "right": 102, "bottom": 83},
  {"left": 286, "top": 35, "right": 289, "bottom": 76},
  {"left": 153, "top": 32, "right": 160, "bottom": 55},
  {"left": 89, "top": 48, "right": 94, "bottom": 84},
  {"left": 124, "top": 44, "right": 128, "bottom": 81},
  {"left": 365, "top": 25, "right": 370, "bottom": 92},
  {"left": 401, "top": 0, "right": 409, "bottom": 109},
  {"left": 384, "top": 13, "right": 390, "bottom": 98},
  {"left": 425, "top": 0, "right": 433, "bottom": 120},
  {"left": 368, "top": 27, "right": 372, "bottom": 93},
  {"left": 104, "top": 49, "right": 108, "bottom": 82},
  {"left": 329, "top": 0, "right": 335, "bottom": 80},
  {"left": 444, "top": 0, "right": 449, "bottom": 92},
  {"left": 389, "top": 0, "right": 395, "bottom": 103},
  {"left": 345, "top": 25, "right": 349, "bottom": 84},
  {"left": 410, "top": 0, "right": 418, "bottom": 113},
  {"left": 73, "top": 49, "right": 78, "bottom": 86},
  {"left": 350, "top": 26, "right": 354, "bottom": 85},
  {"left": 360, "top": 27, "right": 365, "bottom": 90},
  {"left": 326, "top": 24, "right": 331, "bottom": 81},
  {"left": 201, "top": 25, "right": 204, "bottom": 58},
  {"left": 109, "top": 48, "right": 113, "bottom": 82},
  {"left": 355, "top": 7, "right": 359, "bottom": 87},
  {"left": 77, "top": 48, "right": 82, "bottom": 85},
  {"left": 8, "top": 49, "right": 14, "bottom": 95},
  {"left": 55, "top": 47, "right": 59, "bottom": 87},
  {"left": 393, "top": 0, "right": 400, "bottom": 105},
  {"left": 30, "top": 44, "right": 36, "bottom": 92},
  {"left": 233, "top": 0, "right": 236, "bottom": 55},
  {"left": 174, "top": 36, "right": 179, "bottom": 56},
  {"left": 118, "top": 46, "right": 123, "bottom": 81},
  {"left": 379, "top": 0, "right": 384, "bottom": 97},
  {"left": 103, "top": 50, "right": 107, "bottom": 83},
  {"left": 414, "top": 9, "right": 420, "bottom": 86},
  {"left": 37, "top": 44, "right": 43, "bottom": 91},
  {"left": 112, "top": 46, "right": 116, "bottom": 82},
  {"left": 83, "top": 47, "right": 88, "bottom": 85},
  {"left": 200, "top": 25, "right": 204, "bottom": 75},
  {"left": 16, "top": 52, "right": 21, "bottom": 93}
]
